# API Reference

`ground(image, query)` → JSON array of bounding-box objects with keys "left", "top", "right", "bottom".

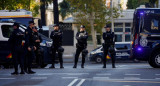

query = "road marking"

[
  {"left": 67, "top": 73, "right": 89, "bottom": 76},
  {"left": 155, "top": 78, "right": 160, "bottom": 79},
  {"left": 21, "top": 85, "right": 44, "bottom": 86},
  {"left": 0, "top": 78, "right": 15, "bottom": 79},
  {"left": 124, "top": 77, "right": 140, "bottom": 80},
  {"left": 155, "top": 74, "right": 160, "bottom": 76},
  {"left": 36, "top": 73, "right": 53, "bottom": 75},
  {"left": 76, "top": 79, "right": 85, "bottom": 86},
  {"left": 68, "top": 79, "right": 78, "bottom": 86},
  {"left": 93, "top": 77, "right": 109, "bottom": 80},
  {"left": 31, "top": 77, "right": 47, "bottom": 80},
  {"left": 125, "top": 74, "right": 141, "bottom": 76},
  {"left": 96, "top": 73, "right": 111, "bottom": 76},
  {"left": 62, "top": 77, "right": 78, "bottom": 79}
]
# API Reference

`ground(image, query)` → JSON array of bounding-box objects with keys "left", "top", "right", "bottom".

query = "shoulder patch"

[{"left": 26, "top": 31, "right": 28, "bottom": 34}]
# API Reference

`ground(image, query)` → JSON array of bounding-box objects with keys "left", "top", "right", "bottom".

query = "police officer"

[
  {"left": 8, "top": 23, "right": 25, "bottom": 75},
  {"left": 73, "top": 25, "right": 88, "bottom": 68},
  {"left": 32, "top": 27, "right": 42, "bottom": 67},
  {"left": 102, "top": 25, "right": 116, "bottom": 68},
  {"left": 24, "top": 21, "right": 36, "bottom": 74},
  {"left": 50, "top": 24, "right": 64, "bottom": 68}
]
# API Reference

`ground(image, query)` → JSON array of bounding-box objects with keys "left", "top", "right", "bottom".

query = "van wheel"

[
  {"left": 95, "top": 56, "right": 102, "bottom": 63},
  {"left": 149, "top": 51, "right": 160, "bottom": 68}
]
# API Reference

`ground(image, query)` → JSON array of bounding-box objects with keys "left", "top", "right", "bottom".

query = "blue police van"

[{"left": 131, "top": 8, "right": 160, "bottom": 68}]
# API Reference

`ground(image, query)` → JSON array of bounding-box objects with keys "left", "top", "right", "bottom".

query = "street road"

[{"left": 0, "top": 63, "right": 160, "bottom": 86}]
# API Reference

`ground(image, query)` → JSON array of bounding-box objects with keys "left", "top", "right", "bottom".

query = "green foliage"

[
  {"left": 67, "top": 0, "right": 122, "bottom": 34},
  {"left": 59, "top": 0, "right": 71, "bottom": 20},
  {"left": 127, "top": 0, "right": 152, "bottom": 9},
  {"left": 0, "top": 0, "right": 40, "bottom": 17}
]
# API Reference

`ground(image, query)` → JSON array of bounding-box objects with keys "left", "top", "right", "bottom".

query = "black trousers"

[
  {"left": 12, "top": 50, "right": 24, "bottom": 72},
  {"left": 74, "top": 48, "right": 85, "bottom": 65},
  {"left": 35, "top": 47, "right": 43, "bottom": 66},
  {"left": 24, "top": 48, "right": 35, "bottom": 71},
  {"left": 52, "top": 47, "right": 63, "bottom": 65},
  {"left": 103, "top": 44, "right": 115, "bottom": 67}
]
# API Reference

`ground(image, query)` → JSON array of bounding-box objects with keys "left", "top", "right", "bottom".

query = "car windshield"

[
  {"left": 142, "top": 14, "right": 160, "bottom": 33},
  {"left": 19, "top": 24, "right": 52, "bottom": 42}
]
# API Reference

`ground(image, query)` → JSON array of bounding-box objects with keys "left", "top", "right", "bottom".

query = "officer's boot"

[
  {"left": 112, "top": 63, "right": 116, "bottom": 68},
  {"left": 28, "top": 67, "right": 36, "bottom": 74},
  {"left": 73, "top": 63, "right": 77, "bottom": 68},
  {"left": 20, "top": 67, "right": 25, "bottom": 74},
  {"left": 60, "top": 63, "right": 64, "bottom": 69},
  {"left": 103, "top": 59, "right": 106, "bottom": 68},
  {"left": 11, "top": 66, "right": 18, "bottom": 75},
  {"left": 81, "top": 63, "right": 84, "bottom": 68},
  {"left": 49, "top": 63, "right": 55, "bottom": 68}
]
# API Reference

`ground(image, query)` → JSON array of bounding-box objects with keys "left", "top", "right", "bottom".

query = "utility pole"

[
  {"left": 110, "top": 0, "right": 114, "bottom": 32},
  {"left": 159, "top": 0, "right": 160, "bottom": 8}
]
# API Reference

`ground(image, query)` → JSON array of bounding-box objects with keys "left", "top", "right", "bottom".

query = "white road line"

[
  {"left": 0, "top": 78, "right": 15, "bottom": 79},
  {"left": 76, "top": 79, "right": 85, "bottom": 86},
  {"left": 68, "top": 79, "right": 78, "bottom": 86},
  {"left": 21, "top": 85, "right": 44, "bottom": 86},
  {"left": 31, "top": 77, "right": 47, "bottom": 80},
  {"left": 124, "top": 77, "right": 140, "bottom": 80},
  {"left": 125, "top": 74, "right": 141, "bottom": 76},
  {"left": 62, "top": 77, "right": 78, "bottom": 79},
  {"left": 155, "top": 74, "right": 160, "bottom": 76},
  {"left": 155, "top": 78, "right": 160, "bottom": 79},
  {"left": 96, "top": 73, "right": 111, "bottom": 76},
  {"left": 36, "top": 73, "right": 53, "bottom": 75},
  {"left": 93, "top": 77, "right": 109, "bottom": 80}
]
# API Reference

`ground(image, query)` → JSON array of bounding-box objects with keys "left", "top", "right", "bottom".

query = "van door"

[{"left": 0, "top": 24, "right": 14, "bottom": 64}]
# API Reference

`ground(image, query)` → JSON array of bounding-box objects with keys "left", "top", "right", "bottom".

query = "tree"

[
  {"left": 67, "top": 0, "right": 122, "bottom": 48},
  {"left": 0, "top": 0, "right": 40, "bottom": 17},
  {"left": 59, "top": 0, "right": 71, "bottom": 20},
  {"left": 127, "top": 0, "right": 149, "bottom": 9}
]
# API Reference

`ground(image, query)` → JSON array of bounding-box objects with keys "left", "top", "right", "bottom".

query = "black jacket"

[
  {"left": 8, "top": 28, "right": 24, "bottom": 51},
  {"left": 76, "top": 31, "right": 88, "bottom": 48},
  {"left": 103, "top": 31, "right": 114, "bottom": 45},
  {"left": 33, "top": 32, "right": 42, "bottom": 48},
  {"left": 50, "top": 30, "right": 63, "bottom": 47},
  {"left": 24, "top": 26, "right": 34, "bottom": 48}
]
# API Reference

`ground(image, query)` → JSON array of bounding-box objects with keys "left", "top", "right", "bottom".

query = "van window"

[
  {"left": 151, "top": 19, "right": 159, "bottom": 30},
  {"left": 143, "top": 14, "right": 160, "bottom": 33},
  {"left": 115, "top": 44, "right": 130, "bottom": 50},
  {"left": 1, "top": 25, "right": 13, "bottom": 38}
]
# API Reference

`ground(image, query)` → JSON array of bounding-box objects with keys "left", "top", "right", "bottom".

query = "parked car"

[{"left": 89, "top": 42, "right": 131, "bottom": 63}]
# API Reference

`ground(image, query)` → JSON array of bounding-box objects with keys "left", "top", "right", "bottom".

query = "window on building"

[
  {"left": 125, "top": 34, "right": 131, "bottom": 42},
  {"left": 125, "top": 23, "right": 131, "bottom": 27},
  {"left": 114, "top": 23, "right": 123, "bottom": 27},
  {"left": 125, "top": 28, "right": 131, "bottom": 32},
  {"left": 115, "top": 34, "right": 122, "bottom": 42},
  {"left": 1, "top": 25, "right": 13, "bottom": 38},
  {"left": 114, "top": 28, "right": 123, "bottom": 32}
]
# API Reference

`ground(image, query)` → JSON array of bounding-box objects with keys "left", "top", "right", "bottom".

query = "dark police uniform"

[
  {"left": 24, "top": 26, "right": 36, "bottom": 73},
  {"left": 50, "top": 28, "right": 64, "bottom": 68},
  {"left": 8, "top": 23, "right": 24, "bottom": 75},
  {"left": 102, "top": 28, "right": 115, "bottom": 68},
  {"left": 32, "top": 29, "right": 43, "bottom": 67},
  {"left": 73, "top": 29, "right": 88, "bottom": 68}
]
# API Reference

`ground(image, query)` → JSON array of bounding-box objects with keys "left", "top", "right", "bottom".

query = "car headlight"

[
  {"left": 40, "top": 42, "right": 46, "bottom": 46},
  {"left": 46, "top": 41, "right": 52, "bottom": 47}
]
